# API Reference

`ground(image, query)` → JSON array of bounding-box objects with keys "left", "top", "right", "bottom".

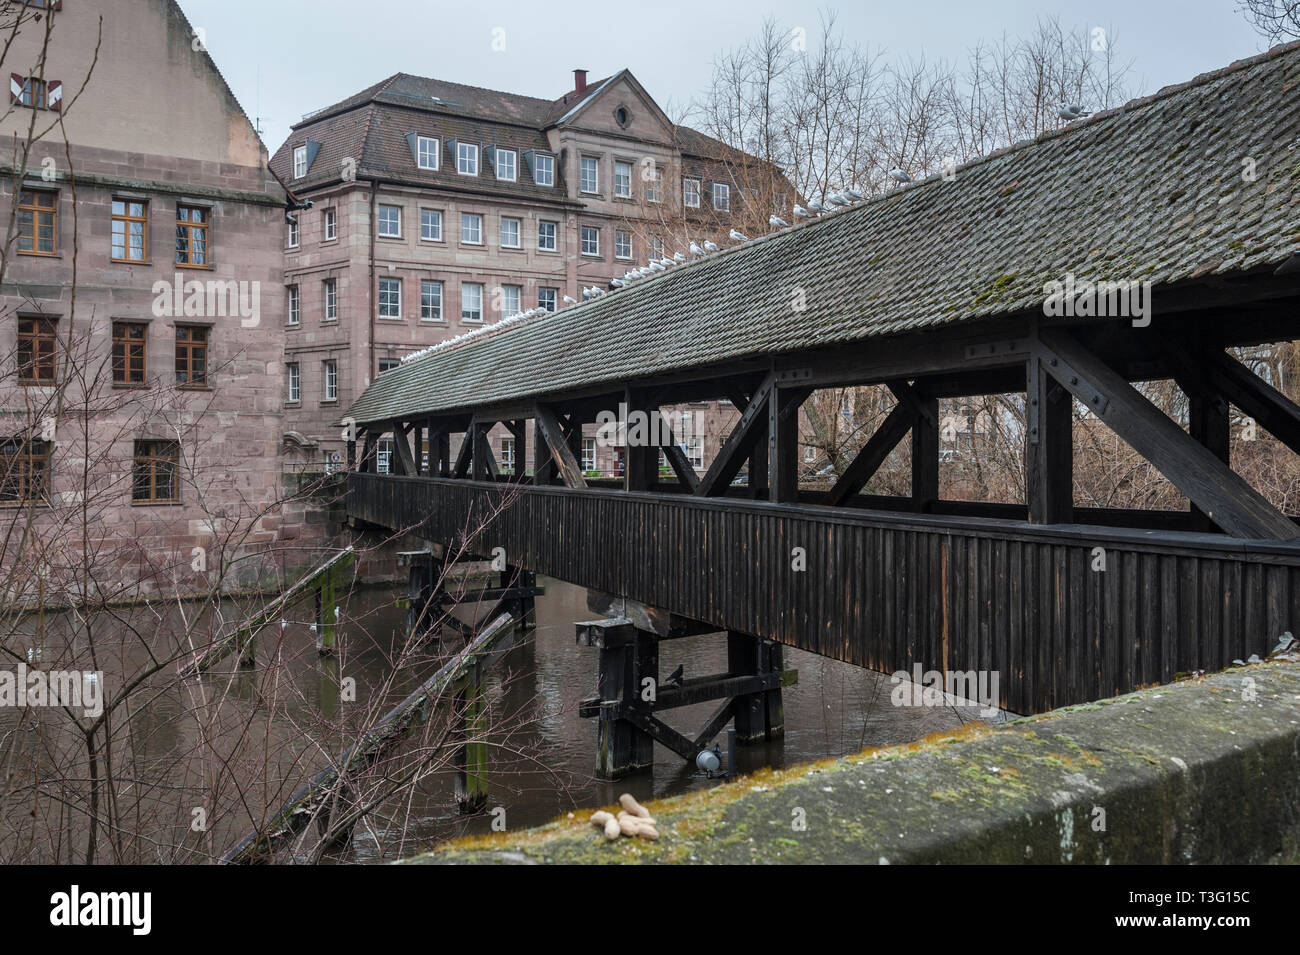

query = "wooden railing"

[{"left": 348, "top": 472, "right": 1300, "bottom": 713}]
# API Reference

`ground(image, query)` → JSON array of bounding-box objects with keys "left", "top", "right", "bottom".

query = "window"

[
  {"left": 112, "top": 322, "right": 147, "bottom": 386},
  {"left": 378, "top": 358, "right": 401, "bottom": 374},
  {"left": 323, "top": 360, "right": 338, "bottom": 401},
  {"left": 323, "top": 208, "right": 337, "bottom": 241},
  {"left": 457, "top": 142, "right": 479, "bottom": 175},
  {"left": 461, "top": 213, "right": 482, "bottom": 244},
  {"left": 287, "top": 218, "right": 299, "bottom": 248},
  {"left": 538, "top": 288, "right": 557, "bottom": 312},
  {"left": 17, "top": 317, "right": 56, "bottom": 384},
  {"left": 537, "top": 220, "right": 557, "bottom": 252},
  {"left": 581, "top": 437, "right": 596, "bottom": 472},
  {"left": 293, "top": 146, "right": 308, "bottom": 179},
  {"left": 461, "top": 283, "right": 483, "bottom": 322},
  {"left": 646, "top": 165, "right": 663, "bottom": 203},
  {"left": 376, "top": 438, "right": 393, "bottom": 474},
  {"left": 614, "top": 161, "right": 632, "bottom": 198},
  {"left": 420, "top": 208, "right": 442, "bottom": 241},
  {"left": 580, "top": 226, "right": 599, "bottom": 256},
  {"left": 580, "top": 156, "right": 599, "bottom": 193},
  {"left": 712, "top": 182, "right": 731, "bottom": 211},
  {"left": 683, "top": 178, "right": 701, "bottom": 208},
  {"left": 501, "top": 284, "right": 522, "bottom": 316},
  {"left": 420, "top": 280, "right": 443, "bottom": 321},
  {"left": 417, "top": 135, "right": 439, "bottom": 170},
  {"left": 287, "top": 362, "right": 300, "bottom": 403},
  {"left": 378, "top": 204, "right": 401, "bottom": 238},
  {"left": 379, "top": 277, "right": 402, "bottom": 319},
  {"left": 111, "top": 199, "right": 147, "bottom": 262},
  {"left": 534, "top": 153, "right": 555, "bottom": 187},
  {"left": 615, "top": 230, "right": 632, "bottom": 259},
  {"left": 175, "top": 205, "right": 209, "bottom": 267},
  {"left": 17, "top": 77, "right": 58, "bottom": 110},
  {"left": 133, "top": 440, "right": 179, "bottom": 504},
  {"left": 501, "top": 436, "right": 515, "bottom": 473},
  {"left": 0, "top": 437, "right": 48, "bottom": 503},
  {"left": 686, "top": 436, "right": 705, "bottom": 470},
  {"left": 495, "top": 148, "right": 517, "bottom": 182},
  {"left": 175, "top": 326, "right": 209, "bottom": 389},
  {"left": 17, "top": 190, "right": 56, "bottom": 255},
  {"left": 323, "top": 279, "right": 337, "bottom": 321},
  {"left": 650, "top": 234, "right": 665, "bottom": 259},
  {"left": 500, "top": 216, "right": 521, "bottom": 248},
  {"left": 288, "top": 284, "right": 300, "bottom": 325}
]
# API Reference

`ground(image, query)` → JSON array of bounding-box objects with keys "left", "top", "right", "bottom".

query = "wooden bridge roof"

[{"left": 346, "top": 41, "right": 1300, "bottom": 427}]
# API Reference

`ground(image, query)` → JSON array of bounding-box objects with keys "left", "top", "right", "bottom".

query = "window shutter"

[
  {"left": 405, "top": 131, "right": 420, "bottom": 165},
  {"left": 484, "top": 145, "right": 496, "bottom": 170},
  {"left": 46, "top": 81, "right": 62, "bottom": 111},
  {"left": 10, "top": 74, "right": 23, "bottom": 105},
  {"left": 300, "top": 140, "right": 322, "bottom": 174},
  {"left": 523, "top": 149, "right": 536, "bottom": 179},
  {"left": 445, "top": 138, "right": 458, "bottom": 165}
]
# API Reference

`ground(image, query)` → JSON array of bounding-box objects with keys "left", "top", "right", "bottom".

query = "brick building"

[
  {"left": 270, "top": 68, "right": 791, "bottom": 475},
  {"left": 0, "top": 0, "right": 290, "bottom": 599}
]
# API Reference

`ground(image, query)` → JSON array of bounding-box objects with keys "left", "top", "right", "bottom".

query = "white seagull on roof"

[
  {"left": 563, "top": 295, "right": 577, "bottom": 305},
  {"left": 1057, "top": 103, "right": 1089, "bottom": 121},
  {"left": 673, "top": 252, "right": 686, "bottom": 262},
  {"left": 689, "top": 241, "right": 704, "bottom": 256},
  {"left": 793, "top": 205, "right": 813, "bottom": 218},
  {"left": 703, "top": 240, "right": 720, "bottom": 252},
  {"left": 888, "top": 166, "right": 912, "bottom": 184},
  {"left": 807, "top": 199, "right": 827, "bottom": 214},
  {"left": 845, "top": 186, "right": 866, "bottom": 201},
  {"left": 659, "top": 257, "right": 675, "bottom": 267},
  {"left": 769, "top": 214, "right": 789, "bottom": 228},
  {"left": 611, "top": 278, "right": 627, "bottom": 287},
  {"left": 648, "top": 261, "right": 666, "bottom": 272},
  {"left": 729, "top": 228, "right": 749, "bottom": 241},
  {"left": 826, "top": 193, "right": 849, "bottom": 207}
]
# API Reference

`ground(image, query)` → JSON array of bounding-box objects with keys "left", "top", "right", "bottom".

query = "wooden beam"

[
  {"left": 696, "top": 374, "right": 775, "bottom": 496},
  {"left": 390, "top": 420, "right": 417, "bottom": 476},
  {"left": 534, "top": 403, "right": 588, "bottom": 489},
  {"left": 768, "top": 386, "right": 811, "bottom": 504},
  {"left": 909, "top": 390, "right": 938, "bottom": 513},
  {"left": 625, "top": 387, "right": 658, "bottom": 492},
  {"left": 1202, "top": 347, "right": 1300, "bottom": 455},
  {"left": 1026, "top": 358, "right": 1074, "bottom": 524},
  {"left": 1036, "top": 328, "right": 1296, "bottom": 540},
  {"left": 824, "top": 401, "right": 913, "bottom": 506},
  {"left": 451, "top": 429, "right": 473, "bottom": 479},
  {"left": 507, "top": 419, "right": 528, "bottom": 482}
]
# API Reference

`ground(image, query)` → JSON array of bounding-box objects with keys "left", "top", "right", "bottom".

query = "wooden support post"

[
  {"left": 533, "top": 416, "right": 555, "bottom": 485},
  {"left": 346, "top": 437, "right": 356, "bottom": 471},
  {"left": 451, "top": 429, "right": 473, "bottom": 478},
  {"left": 507, "top": 419, "right": 528, "bottom": 481},
  {"left": 597, "top": 639, "right": 639, "bottom": 778},
  {"left": 360, "top": 432, "right": 377, "bottom": 473},
  {"left": 910, "top": 391, "right": 939, "bottom": 513},
  {"left": 454, "top": 660, "right": 489, "bottom": 813},
  {"left": 825, "top": 401, "right": 913, "bottom": 505},
  {"left": 1026, "top": 357, "right": 1074, "bottom": 524},
  {"left": 1187, "top": 376, "right": 1230, "bottom": 532},
  {"left": 625, "top": 388, "right": 658, "bottom": 492},
  {"left": 728, "top": 631, "right": 764, "bottom": 743},
  {"left": 390, "top": 420, "right": 417, "bottom": 476},
  {"left": 405, "top": 551, "right": 443, "bottom": 636},
  {"left": 768, "top": 386, "right": 809, "bottom": 504},
  {"left": 697, "top": 374, "right": 775, "bottom": 496},
  {"left": 434, "top": 424, "right": 450, "bottom": 477},
  {"left": 631, "top": 633, "right": 657, "bottom": 770},
  {"left": 316, "top": 562, "right": 341, "bottom": 655},
  {"left": 763, "top": 640, "right": 785, "bottom": 738}
]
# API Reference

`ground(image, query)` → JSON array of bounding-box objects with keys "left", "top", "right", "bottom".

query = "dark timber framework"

[{"left": 346, "top": 285, "right": 1300, "bottom": 776}]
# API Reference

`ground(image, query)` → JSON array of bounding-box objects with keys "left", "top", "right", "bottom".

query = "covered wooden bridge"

[{"left": 341, "top": 43, "right": 1300, "bottom": 769}]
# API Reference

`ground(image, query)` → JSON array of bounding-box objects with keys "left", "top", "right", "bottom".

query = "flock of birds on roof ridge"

[{"left": 397, "top": 103, "right": 1097, "bottom": 369}]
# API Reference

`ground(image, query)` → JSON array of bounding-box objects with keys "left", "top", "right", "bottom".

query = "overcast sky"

[{"left": 174, "top": 0, "right": 1268, "bottom": 153}]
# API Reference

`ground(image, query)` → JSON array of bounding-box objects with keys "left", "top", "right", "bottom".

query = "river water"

[{"left": 0, "top": 577, "right": 1001, "bottom": 863}]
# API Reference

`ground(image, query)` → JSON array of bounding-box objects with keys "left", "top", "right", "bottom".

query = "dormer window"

[
  {"left": 457, "top": 142, "right": 479, "bottom": 176},
  {"left": 533, "top": 153, "right": 555, "bottom": 187},
  {"left": 494, "top": 148, "right": 517, "bottom": 182},
  {"left": 293, "top": 146, "right": 308, "bottom": 179},
  {"left": 417, "top": 135, "right": 439, "bottom": 170}
]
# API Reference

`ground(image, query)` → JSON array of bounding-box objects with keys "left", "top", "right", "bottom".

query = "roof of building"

[
  {"left": 344, "top": 41, "right": 1300, "bottom": 427},
  {"left": 269, "top": 69, "right": 760, "bottom": 195}
]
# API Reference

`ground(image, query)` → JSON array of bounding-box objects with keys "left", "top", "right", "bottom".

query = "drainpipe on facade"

[{"left": 368, "top": 178, "right": 377, "bottom": 391}]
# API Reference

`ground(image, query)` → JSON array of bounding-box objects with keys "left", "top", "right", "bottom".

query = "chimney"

[{"left": 573, "top": 69, "right": 588, "bottom": 94}]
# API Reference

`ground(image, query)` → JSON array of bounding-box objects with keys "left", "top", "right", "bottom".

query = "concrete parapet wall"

[{"left": 403, "top": 657, "right": 1300, "bottom": 864}]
